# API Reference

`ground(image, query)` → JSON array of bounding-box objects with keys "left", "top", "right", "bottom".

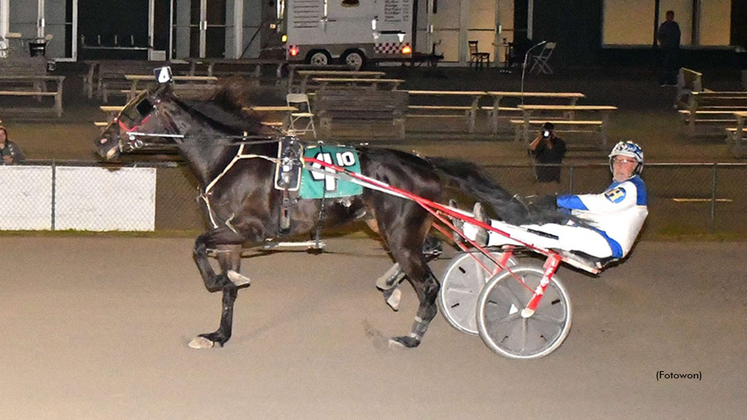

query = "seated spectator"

[{"left": 0, "top": 126, "right": 26, "bottom": 164}]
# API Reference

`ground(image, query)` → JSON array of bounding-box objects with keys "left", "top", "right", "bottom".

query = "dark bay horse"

[{"left": 95, "top": 81, "right": 551, "bottom": 350}]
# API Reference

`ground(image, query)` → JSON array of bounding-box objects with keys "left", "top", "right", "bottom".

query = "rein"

[{"left": 200, "top": 141, "right": 282, "bottom": 231}]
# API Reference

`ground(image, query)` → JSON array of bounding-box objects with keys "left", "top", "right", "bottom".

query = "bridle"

[{"left": 114, "top": 92, "right": 184, "bottom": 152}]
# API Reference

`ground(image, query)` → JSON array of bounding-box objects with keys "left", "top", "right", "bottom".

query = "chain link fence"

[{"left": 1, "top": 161, "right": 746, "bottom": 238}]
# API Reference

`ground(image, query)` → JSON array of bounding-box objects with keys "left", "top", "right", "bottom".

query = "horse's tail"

[{"left": 424, "top": 156, "right": 573, "bottom": 225}]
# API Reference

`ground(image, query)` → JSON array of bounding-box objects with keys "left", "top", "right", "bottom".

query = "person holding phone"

[
  {"left": 528, "top": 122, "right": 566, "bottom": 194},
  {"left": 0, "top": 125, "right": 25, "bottom": 165}
]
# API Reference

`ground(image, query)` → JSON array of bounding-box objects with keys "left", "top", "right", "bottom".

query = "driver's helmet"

[{"left": 608, "top": 141, "right": 644, "bottom": 175}]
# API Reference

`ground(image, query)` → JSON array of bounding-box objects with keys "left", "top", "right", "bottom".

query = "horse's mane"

[{"left": 172, "top": 77, "right": 276, "bottom": 137}]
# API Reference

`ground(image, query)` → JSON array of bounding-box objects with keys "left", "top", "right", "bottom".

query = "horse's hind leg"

[
  {"left": 377, "top": 234, "right": 443, "bottom": 312},
  {"left": 390, "top": 250, "right": 440, "bottom": 348}
]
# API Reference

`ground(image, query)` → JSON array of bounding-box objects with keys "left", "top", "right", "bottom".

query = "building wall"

[
  {"left": 603, "top": 0, "right": 731, "bottom": 47},
  {"left": 700, "top": 0, "right": 730, "bottom": 46}
]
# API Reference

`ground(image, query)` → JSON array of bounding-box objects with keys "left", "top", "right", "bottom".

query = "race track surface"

[{"left": 1, "top": 237, "right": 745, "bottom": 419}]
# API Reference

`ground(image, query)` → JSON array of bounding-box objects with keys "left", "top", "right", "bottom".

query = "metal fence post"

[
  {"left": 568, "top": 165, "right": 574, "bottom": 194},
  {"left": 710, "top": 163, "right": 717, "bottom": 234},
  {"left": 51, "top": 160, "right": 56, "bottom": 231}
]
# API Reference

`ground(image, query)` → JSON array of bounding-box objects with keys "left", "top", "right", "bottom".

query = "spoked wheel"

[
  {"left": 439, "top": 250, "right": 517, "bottom": 335},
  {"left": 476, "top": 264, "right": 572, "bottom": 359}
]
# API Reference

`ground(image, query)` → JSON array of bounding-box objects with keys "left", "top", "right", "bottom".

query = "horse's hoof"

[
  {"left": 227, "top": 270, "right": 251, "bottom": 287},
  {"left": 387, "top": 338, "right": 407, "bottom": 350},
  {"left": 188, "top": 336, "right": 215, "bottom": 349},
  {"left": 375, "top": 263, "right": 404, "bottom": 291},
  {"left": 391, "top": 336, "right": 420, "bottom": 349},
  {"left": 384, "top": 287, "right": 402, "bottom": 312}
]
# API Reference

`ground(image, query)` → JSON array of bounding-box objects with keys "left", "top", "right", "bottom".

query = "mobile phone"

[{"left": 542, "top": 130, "right": 550, "bottom": 138}]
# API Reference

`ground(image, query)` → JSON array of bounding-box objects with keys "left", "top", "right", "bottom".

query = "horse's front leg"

[
  {"left": 192, "top": 228, "right": 247, "bottom": 292},
  {"left": 190, "top": 228, "right": 247, "bottom": 349}
]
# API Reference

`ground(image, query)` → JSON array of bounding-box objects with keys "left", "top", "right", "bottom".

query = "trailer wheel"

[
  {"left": 341, "top": 50, "right": 366, "bottom": 70},
  {"left": 307, "top": 50, "right": 331, "bottom": 66}
]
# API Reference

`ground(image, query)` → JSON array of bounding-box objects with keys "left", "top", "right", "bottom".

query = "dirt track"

[{"left": 1, "top": 236, "right": 745, "bottom": 419}]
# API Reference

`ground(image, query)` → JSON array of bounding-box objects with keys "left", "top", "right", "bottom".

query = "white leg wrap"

[
  {"left": 385, "top": 287, "right": 402, "bottom": 311},
  {"left": 227, "top": 270, "right": 251, "bottom": 287}
]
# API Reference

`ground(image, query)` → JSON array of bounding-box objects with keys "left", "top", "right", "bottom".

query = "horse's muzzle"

[{"left": 97, "top": 137, "right": 119, "bottom": 160}]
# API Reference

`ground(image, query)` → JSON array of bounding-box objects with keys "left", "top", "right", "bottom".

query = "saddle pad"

[{"left": 300, "top": 144, "right": 363, "bottom": 199}]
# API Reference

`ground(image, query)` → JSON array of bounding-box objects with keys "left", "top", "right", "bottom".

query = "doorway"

[
  {"left": 170, "top": 0, "right": 227, "bottom": 59},
  {"left": 6, "top": 0, "right": 76, "bottom": 60}
]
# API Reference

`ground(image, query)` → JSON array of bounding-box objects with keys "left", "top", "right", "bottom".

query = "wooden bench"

[
  {"left": 313, "top": 77, "right": 405, "bottom": 92},
  {"left": 509, "top": 119, "right": 603, "bottom": 142},
  {"left": 295, "top": 70, "right": 386, "bottom": 93},
  {"left": 122, "top": 74, "right": 218, "bottom": 101},
  {"left": 186, "top": 58, "right": 284, "bottom": 82},
  {"left": 99, "top": 60, "right": 177, "bottom": 103},
  {"left": 0, "top": 57, "right": 65, "bottom": 118},
  {"left": 485, "top": 91, "right": 586, "bottom": 134},
  {"left": 286, "top": 64, "right": 353, "bottom": 92},
  {"left": 316, "top": 89, "right": 408, "bottom": 139},
  {"left": 405, "top": 90, "right": 487, "bottom": 133},
  {"left": 725, "top": 111, "right": 747, "bottom": 157},
  {"left": 675, "top": 68, "right": 705, "bottom": 109},
  {"left": 517, "top": 104, "right": 617, "bottom": 148},
  {"left": 680, "top": 91, "right": 747, "bottom": 135},
  {"left": 99, "top": 105, "right": 288, "bottom": 130}
]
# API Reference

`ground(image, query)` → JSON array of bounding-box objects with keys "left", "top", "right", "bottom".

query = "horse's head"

[
  {"left": 96, "top": 72, "right": 277, "bottom": 162},
  {"left": 96, "top": 84, "right": 175, "bottom": 161}
]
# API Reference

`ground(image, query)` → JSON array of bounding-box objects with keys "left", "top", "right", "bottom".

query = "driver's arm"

[{"left": 557, "top": 182, "right": 638, "bottom": 214}]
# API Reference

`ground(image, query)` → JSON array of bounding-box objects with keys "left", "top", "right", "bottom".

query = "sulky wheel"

[
  {"left": 476, "top": 264, "right": 572, "bottom": 359},
  {"left": 439, "top": 251, "right": 516, "bottom": 335}
]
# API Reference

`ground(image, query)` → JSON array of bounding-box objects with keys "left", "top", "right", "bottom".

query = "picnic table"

[
  {"left": 485, "top": 91, "right": 586, "bottom": 133},
  {"left": 123, "top": 74, "right": 218, "bottom": 100},
  {"left": 185, "top": 58, "right": 284, "bottom": 80},
  {"left": 312, "top": 77, "right": 405, "bottom": 92},
  {"left": 242, "top": 106, "right": 299, "bottom": 130},
  {"left": 405, "top": 90, "right": 487, "bottom": 133},
  {"left": 296, "top": 70, "right": 385, "bottom": 92},
  {"left": 98, "top": 105, "right": 296, "bottom": 129},
  {"left": 731, "top": 111, "right": 747, "bottom": 157},
  {"left": 517, "top": 104, "right": 618, "bottom": 147}
]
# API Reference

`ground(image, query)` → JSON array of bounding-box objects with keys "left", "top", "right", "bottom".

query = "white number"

[
  {"left": 336, "top": 151, "right": 356, "bottom": 167},
  {"left": 310, "top": 152, "right": 337, "bottom": 191}
]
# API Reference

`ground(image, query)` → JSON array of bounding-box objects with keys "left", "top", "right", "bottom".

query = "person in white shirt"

[{"left": 464, "top": 141, "right": 648, "bottom": 264}]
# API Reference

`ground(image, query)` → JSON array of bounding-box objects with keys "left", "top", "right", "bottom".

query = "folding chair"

[
  {"left": 286, "top": 93, "right": 316, "bottom": 138},
  {"left": 529, "top": 42, "right": 556, "bottom": 75},
  {"left": 468, "top": 41, "right": 490, "bottom": 69}
]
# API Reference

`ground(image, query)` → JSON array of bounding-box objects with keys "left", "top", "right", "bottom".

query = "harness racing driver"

[{"left": 464, "top": 141, "right": 648, "bottom": 268}]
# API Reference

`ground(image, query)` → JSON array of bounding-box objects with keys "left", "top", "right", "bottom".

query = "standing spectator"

[
  {"left": 658, "top": 10, "right": 681, "bottom": 86},
  {"left": 0, "top": 126, "right": 26, "bottom": 164},
  {"left": 529, "top": 122, "right": 566, "bottom": 195}
]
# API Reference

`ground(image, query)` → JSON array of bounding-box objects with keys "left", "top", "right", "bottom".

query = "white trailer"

[{"left": 285, "top": 0, "right": 413, "bottom": 69}]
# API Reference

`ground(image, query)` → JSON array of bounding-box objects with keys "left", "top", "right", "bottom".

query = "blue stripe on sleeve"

[
  {"left": 629, "top": 176, "right": 648, "bottom": 205},
  {"left": 557, "top": 195, "right": 588, "bottom": 210}
]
